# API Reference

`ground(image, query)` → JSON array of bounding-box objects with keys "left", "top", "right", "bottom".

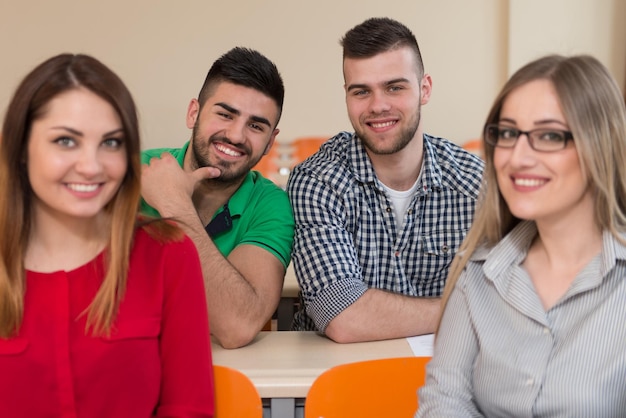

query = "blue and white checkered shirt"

[{"left": 287, "top": 132, "right": 484, "bottom": 332}]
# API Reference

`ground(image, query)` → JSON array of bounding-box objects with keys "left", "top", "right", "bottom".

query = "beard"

[
  {"left": 191, "top": 123, "right": 264, "bottom": 184},
  {"left": 355, "top": 104, "right": 421, "bottom": 156}
]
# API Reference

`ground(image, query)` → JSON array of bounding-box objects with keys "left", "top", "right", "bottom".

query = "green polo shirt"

[{"left": 141, "top": 142, "right": 294, "bottom": 268}]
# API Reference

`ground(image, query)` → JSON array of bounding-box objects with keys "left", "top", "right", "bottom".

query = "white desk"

[{"left": 212, "top": 331, "right": 425, "bottom": 418}]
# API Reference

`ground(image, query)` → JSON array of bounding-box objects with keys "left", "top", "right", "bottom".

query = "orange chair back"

[
  {"left": 305, "top": 356, "right": 430, "bottom": 418},
  {"left": 292, "top": 136, "right": 327, "bottom": 164},
  {"left": 213, "top": 365, "right": 263, "bottom": 418},
  {"left": 252, "top": 143, "right": 281, "bottom": 178}
]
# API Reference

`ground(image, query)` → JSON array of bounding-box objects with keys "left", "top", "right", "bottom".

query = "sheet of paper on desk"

[{"left": 406, "top": 334, "right": 434, "bottom": 357}]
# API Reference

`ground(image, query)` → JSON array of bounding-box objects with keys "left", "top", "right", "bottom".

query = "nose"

[
  {"left": 225, "top": 120, "right": 246, "bottom": 144},
  {"left": 507, "top": 133, "right": 537, "bottom": 166},
  {"left": 368, "top": 90, "right": 391, "bottom": 114},
  {"left": 75, "top": 146, "right": 102, "bottom": 177}
]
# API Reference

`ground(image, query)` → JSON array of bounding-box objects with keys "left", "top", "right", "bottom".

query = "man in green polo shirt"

[{"left": 141, "top": 47, "right": 294, "bottom": 349}]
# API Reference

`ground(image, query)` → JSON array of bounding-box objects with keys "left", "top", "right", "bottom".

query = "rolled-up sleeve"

[{"left": 289, "top": 164, "right": 368, "bottom": 332}]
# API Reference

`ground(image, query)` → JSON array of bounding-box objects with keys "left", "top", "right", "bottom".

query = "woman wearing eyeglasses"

[{"left": 416, "top": 54, "right": 626, "bottom": 417}]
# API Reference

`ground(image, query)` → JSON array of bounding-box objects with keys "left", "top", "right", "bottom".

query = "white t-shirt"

[{"left": 380, "top": 168, "right": 422, "bottom": 233}]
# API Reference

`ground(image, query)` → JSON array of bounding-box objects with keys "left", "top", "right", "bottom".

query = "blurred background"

[{"left": 2, "top": 0, "right": 625, "bottom": 156}]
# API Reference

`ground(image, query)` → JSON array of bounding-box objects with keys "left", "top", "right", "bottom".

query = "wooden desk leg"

[
  {"left": 270, "top": 398, "right": 295, "bottom": 418},
  {"left": 276, "top": 297, "right": 295, "bottom": 331}
]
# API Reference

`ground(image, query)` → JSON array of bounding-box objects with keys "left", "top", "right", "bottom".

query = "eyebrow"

[
  {"left": 50, "top": 126, "right": 124, "bottom": 137},
  {"left": 215, "top": 102, "right": 272, "bottom": 128},
  {"left": 346, "top": 78, "right": 410, "bottom": 92},
  {"left": 498, "top": 118, "right": 569, "bottom": 128}
]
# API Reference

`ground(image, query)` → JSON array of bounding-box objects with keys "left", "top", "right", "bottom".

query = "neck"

[
  {"left": 26, "top": 208, "right": 110, "bottom": 272},
  {"left": 369, "top": 132, "right": 424, "bottom": 191},
  {"left": 192, "top": 178, "right": 242, "bottom": 225},
  {"left": 533, "top": 213, "right": 602, "bottom": 268}
]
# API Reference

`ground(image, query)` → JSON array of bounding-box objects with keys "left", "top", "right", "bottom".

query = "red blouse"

[{"left": 0, "top": 227, "right": 214, "bottom": 417}]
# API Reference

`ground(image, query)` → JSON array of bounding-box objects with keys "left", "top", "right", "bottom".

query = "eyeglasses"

[{"left": 485, "top": 124, "right": 574, "bottom": 152}]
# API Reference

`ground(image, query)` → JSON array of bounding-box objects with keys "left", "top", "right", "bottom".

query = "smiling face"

[
  {"left": 343, "top": 46, "right": 431, "bottom": 156},
  {"left": 494, "top": 79, "right": 593, "bottom": 226},
  {"left": 27, "top": 88, "right": 127, "bottom": 224},
  {"left": 187, "top": 81, "right": 280, "bottom": 184}
]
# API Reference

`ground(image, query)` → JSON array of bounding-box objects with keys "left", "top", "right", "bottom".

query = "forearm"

[
  {"left": 174, "top": 213, "right": 278, "bottom": 348},
  {"left": 324, "top": 289, "right": 441, "bottom": 343}
]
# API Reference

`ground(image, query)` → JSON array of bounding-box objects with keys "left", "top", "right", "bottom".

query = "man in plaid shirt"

[{"left": 287, "top": 17, "right": 484, "bottom": 342}]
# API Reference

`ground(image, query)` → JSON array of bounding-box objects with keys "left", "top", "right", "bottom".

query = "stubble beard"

[
  {"left": 191, "top": 124, "right": 259, "bottom": 184},
  {"left": 355, "top": 104, "right": 421, "bottom": 156}
]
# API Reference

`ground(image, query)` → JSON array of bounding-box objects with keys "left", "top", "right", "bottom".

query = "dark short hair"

[
  {"left": 340, "top": 17, "right": 424, "bottom": 77},
  {"left": 197, "top": 47, "right": 285, "bottom": 125}
]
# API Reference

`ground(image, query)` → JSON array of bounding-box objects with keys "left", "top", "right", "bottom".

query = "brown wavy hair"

[{"left": 0, "top": 54, "right": 144, "bottom": 337}]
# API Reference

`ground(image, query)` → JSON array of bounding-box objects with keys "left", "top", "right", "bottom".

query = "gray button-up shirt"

[{"left": 417, "top": 221, "right": 626, "bottom": 417}]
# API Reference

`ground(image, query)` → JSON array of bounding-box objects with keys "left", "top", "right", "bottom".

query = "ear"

[
  {"left": 264, "top": 128, "right": 280, "bottom": 155},
  {"left": 420, "top": 74, "right": 433, "bottom": 105},
  {"left": 186, "top": 99, "right": 200, "bottom": 129}
]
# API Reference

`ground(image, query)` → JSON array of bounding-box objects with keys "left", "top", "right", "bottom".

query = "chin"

[
  {"left": 509, "top": 209, "right": 542, "bottom": 222},
  {"left": 507, "top": 204, "right": 536, "bottom": 219}
]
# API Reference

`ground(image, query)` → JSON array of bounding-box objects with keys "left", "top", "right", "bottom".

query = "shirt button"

[
  {"left": 394, "top": 251, "right": 400, "bottom": 257},
  {"left": 442, "top": 245, "right": 449, "bottom": 253},
  {"left": 386, "top": 207, "right": 392, "bottom": 213},
  {"left": 526, "top": 378, "right": 534, "bottom": 386}
]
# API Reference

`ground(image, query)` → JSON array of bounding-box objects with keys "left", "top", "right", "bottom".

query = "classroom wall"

[
  {"left": 508, "top": 0, "right": 626, "bottom": 79},
  {"left": 1, "top": 0, "right": 624, "bottom": 149}
]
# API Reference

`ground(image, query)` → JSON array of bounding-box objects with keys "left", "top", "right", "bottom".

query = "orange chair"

[
  {"left": 304, "top": 356, "right": 431, "bottom": 418},
  {"left": 252, "top": 142, "right": 281, "bottom": 178},
  {"left": 213, "top": 365, "right": 263, "bottom": 418},
  {"left": 291, "top": 136, "right": 327, "bottom": 164}
]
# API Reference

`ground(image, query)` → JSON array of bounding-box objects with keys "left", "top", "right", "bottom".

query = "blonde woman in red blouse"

[{"left": 0, "top": 54, "right": 214, "bottom": 417}]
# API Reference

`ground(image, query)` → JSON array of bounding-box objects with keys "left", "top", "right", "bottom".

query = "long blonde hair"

[
  {"left": 0, "top": 54, "right": 143, "bottom": 337},
  {"left": 440, "top": 55, "right": 626, "bottom": 323}
]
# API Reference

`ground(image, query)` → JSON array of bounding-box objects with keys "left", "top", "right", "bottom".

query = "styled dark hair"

[
  {"left": 0, "top": 53, "right": 141, "bottom": 337},
  {"left": 197, "top": 47, "right": 285, "bottom": 126},
  {"left": 340, "top": 17, "right": 424, "bottom": 77}
]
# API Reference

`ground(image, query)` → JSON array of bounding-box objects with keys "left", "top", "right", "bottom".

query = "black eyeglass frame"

[{"left": 484, "top": 124, "right": 574, "bottom": 152}]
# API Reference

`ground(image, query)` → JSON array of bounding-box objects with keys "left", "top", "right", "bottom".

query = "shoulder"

[
  {"left": 424, "top": 134, "right": 484, "bottom": 196},
  {"left": 292, "top": 132, "right": 353, "bottom": 174},
  {"left": 425, "top": 134, "right": 484, "bottom": 174},
  {"left": 129, "top": 224, "right": 204, "bottom": 300},
  {"left": 288, "top": 132, "right": 359, "bottom": 192},
  {"left": 250, "top": 171, "right": 289, "bottom": 196},
  {"left": 239, "top": 171, "right": 291, "bottom": 211},
  {"left": 134, "top": 220, "right": 194, "bottom": 254},
  {"left": 126, "top": 225, "right": 200, "bottom": 290}
]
